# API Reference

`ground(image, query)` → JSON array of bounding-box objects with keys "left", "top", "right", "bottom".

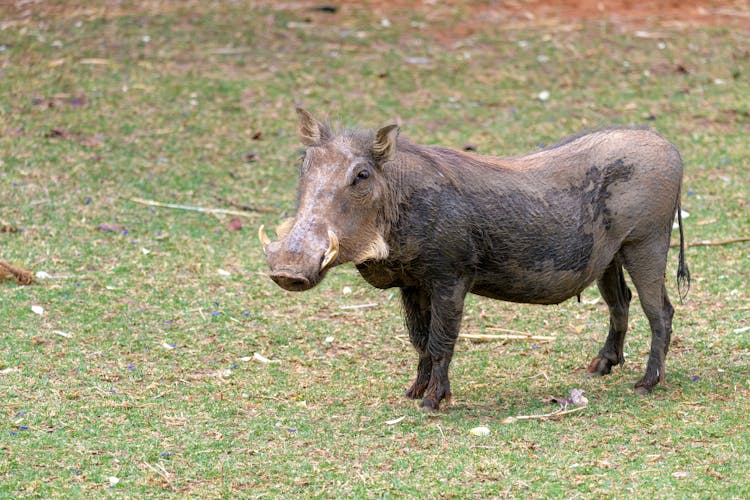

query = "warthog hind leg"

[
  {"left": 621, "top": 241, "right": 674, "bottom": 394},
  {"left": 587, "top": 257, "right": 631, "bottom": 377}
]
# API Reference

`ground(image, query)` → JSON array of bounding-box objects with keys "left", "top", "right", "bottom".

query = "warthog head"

[{"left": 260, "top": 108, "right": 397, "bottom": 291}]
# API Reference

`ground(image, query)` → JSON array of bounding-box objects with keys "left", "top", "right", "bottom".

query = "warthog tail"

[{"left": 676, "top": 200, "right": 691, "bottom": 302}]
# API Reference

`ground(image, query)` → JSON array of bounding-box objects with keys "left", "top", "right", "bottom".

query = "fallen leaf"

[
  {"left": 227, "top": 217, "right": 243, "bottom": 231},
  {"left": 253, "top": 352, "right": 278, "bottom": 364},
  {"left": 544, "top": 389, "right": 588, "bottom": 409},
  {"left": 45, "top": 127, "right": 73, "bottom": 138},
  {"left": 405, "top": 56, "right": 431, "bottom": 65},
  {"left": 339, "top": 303, "right": 378, "bottom": 310},
  {"left": 581, "top": 297, "right": 601, "bottom": 305},
  {"left": 97, "top": 224, "right": 122, "bottom": 233},
  {"left": 79, "top": 135, "right": 104, "bottom": 147},
  {"left": 570, "top": 388, "right": 588, "bottom": 406},
  {"left": 696, "top": 218, "right": 717, "bottom": 226},
  {"left": 80, "top": 58, "right": 112, "bottom": 65}
]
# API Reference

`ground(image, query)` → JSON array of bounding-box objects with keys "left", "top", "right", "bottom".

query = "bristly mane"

[{"left": 542, "top": 125, "right": 653, "bottom": 151}]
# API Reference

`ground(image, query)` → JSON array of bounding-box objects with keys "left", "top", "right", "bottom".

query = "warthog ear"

[
  {"left": 373, "top": 124, "right": 399, "bottom": 164},
  {"left": 296, "top": 107, "right": 331, "bottom": 146}
]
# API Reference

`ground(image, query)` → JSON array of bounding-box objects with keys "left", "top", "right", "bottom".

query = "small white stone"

[{"left": 469, "top": 426, "right": 491, "bottom": 436}]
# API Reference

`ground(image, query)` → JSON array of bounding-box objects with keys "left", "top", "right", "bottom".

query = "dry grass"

[{"left": 1, "top": 1, "right": 748, "bottom": 496}]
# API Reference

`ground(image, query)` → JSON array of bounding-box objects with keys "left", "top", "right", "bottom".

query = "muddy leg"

[
  {"left": 420, "top": 277, "right": 472, "bottom": 411},
  {"left": 587, "top": 257, "right": 631, "bottom": 377},
  {"left": 621, "top": 242, "right": 674, "bottom": 394},
  {"left": 401, "top": 287, "right": 432, "bottom": 399},
  {"left": 662, "top": 284, "right": 675, "bottom": 357}
]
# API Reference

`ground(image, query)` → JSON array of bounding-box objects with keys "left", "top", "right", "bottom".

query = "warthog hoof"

[
  {"left": 634, "top": 384, "right": 652, "bottom": 396},
  {"left": 634, "top": 375, "right": 661, "bottom": 395},
  {"left": 586, "top": 354, "right": 620, "bottom": 377},
  {"left": 419, "top": 388, "right": 451, "bottom": 411},
  {"left": 405, "top": 381, "right": 427, "bottom": 400},
  {"left": 419, "top": 398, "right": 440, "bottom": 411}
]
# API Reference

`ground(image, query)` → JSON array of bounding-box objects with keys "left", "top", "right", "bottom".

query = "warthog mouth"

[{"left": 269, "top": 269, "right": 315, "bottom": 292}]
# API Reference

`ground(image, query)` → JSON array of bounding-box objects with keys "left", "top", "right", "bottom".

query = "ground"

[{"left": 1, "top": 0, "right": 748, "bottom": 497}]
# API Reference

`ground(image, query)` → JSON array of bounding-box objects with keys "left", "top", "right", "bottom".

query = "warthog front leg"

[
  {"left": 420, "top": 277, "right": 472, "bottom": 411},
  {"left": 401, "top": 287, "right": 432, "bottom": 399}
]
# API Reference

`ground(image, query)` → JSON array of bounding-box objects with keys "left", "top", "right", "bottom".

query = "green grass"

[{"left": 1, "top": 1, "right": 749, "bottom": 497}]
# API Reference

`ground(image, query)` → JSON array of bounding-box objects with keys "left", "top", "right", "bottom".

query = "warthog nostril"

[{"left": 270, "top": 271, "right": 311, "bottom": 292}]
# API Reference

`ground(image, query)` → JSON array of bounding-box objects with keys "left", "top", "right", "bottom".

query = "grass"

[{"left": 1, "top": 0, "right": 749, "bottom": 497}]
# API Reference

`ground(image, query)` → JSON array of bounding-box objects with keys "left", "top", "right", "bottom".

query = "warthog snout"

[
  {"left": 268, "top": 270, "right": 311, "bottom": 292},
  {"left": 259, "top": 225, "right": 339, "bottom": 292}
]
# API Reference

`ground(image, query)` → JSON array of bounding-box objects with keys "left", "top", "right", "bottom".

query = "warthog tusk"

[
  {"left": 321, "top": 230, "right": 339, "bottom": 271},
  {"left": 258, "top": 225, "right": 272, "bottom": 254}
]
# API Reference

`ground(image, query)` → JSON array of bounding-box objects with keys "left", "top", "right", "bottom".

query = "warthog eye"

[{"left": 353, "top": 169, "right": 370, "bottom": 185}]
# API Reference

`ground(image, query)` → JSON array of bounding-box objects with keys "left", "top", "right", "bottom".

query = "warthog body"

[{"left": 261, "top": 108, "right": 689, "bottom": 410}]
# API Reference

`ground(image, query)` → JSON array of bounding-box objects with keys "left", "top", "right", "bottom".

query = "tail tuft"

[{"left": 676, "top": 203, "right": 690, "bottom": 302}]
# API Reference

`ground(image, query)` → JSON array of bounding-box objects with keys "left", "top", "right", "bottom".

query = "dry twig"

[
  {"left": 214, "top": 196, "right": 275, "bottom": 213},
  {"left": 502, "top": 406, "right": 586, "bottom": 424},
  {"left": 459, "top": 333, "right": 555, "bottom": 342},
  {"left": 0, "top": 260, "right": 34, "bottom": 285},
  {"left": 130, "top": 197, "right": 258, "bottom": 218},
  {"left": 671, "top": 237, "right": 750, "bottom": 248}
]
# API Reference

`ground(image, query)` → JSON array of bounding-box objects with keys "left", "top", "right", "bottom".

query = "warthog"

[{"left": 260, "top": 108, "right": 690, "bottom": 410}]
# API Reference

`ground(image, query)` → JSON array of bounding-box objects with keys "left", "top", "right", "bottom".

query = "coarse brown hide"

[{"left": 261, "top": 108, "right": 690, "bottom": 410}]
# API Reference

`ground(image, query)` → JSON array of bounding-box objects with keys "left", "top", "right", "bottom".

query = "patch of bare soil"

[
  {"left": 5, "top": 1, "right": 749, "bottom": 29},
  {"left": 352, "top": 0, "right": 750, "bottom": 44}
]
